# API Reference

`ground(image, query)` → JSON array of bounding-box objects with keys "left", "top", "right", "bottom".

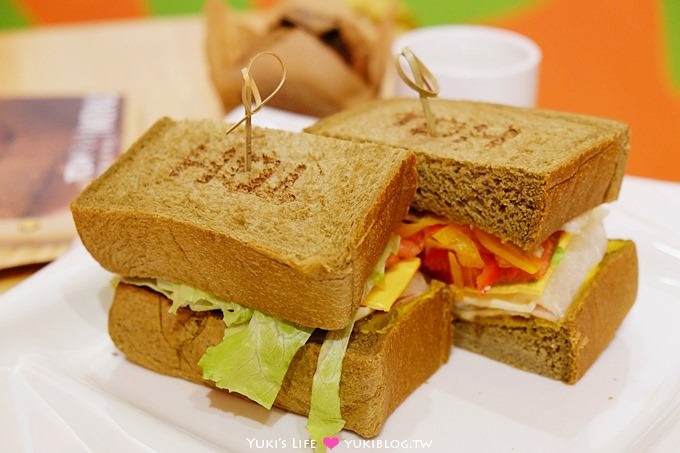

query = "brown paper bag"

[{"left": 204, "top": 0, "right": 394, "bottom": 117}]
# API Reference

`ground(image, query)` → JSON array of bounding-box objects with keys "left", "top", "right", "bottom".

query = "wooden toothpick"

[
  {"left": 395, "top": 47, "right": 440, "bottom": 136},
  {"left": 225, "top": 51, "right": 287, "bottom": 172}
]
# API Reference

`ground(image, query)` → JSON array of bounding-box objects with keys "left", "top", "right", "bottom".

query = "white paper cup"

[{"left": 392, "top": 25, "right": 542, "bottom": 107}]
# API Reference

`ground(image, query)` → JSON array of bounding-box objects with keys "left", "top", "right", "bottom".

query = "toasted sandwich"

[
  {"left": 306, "top": 98, "right": 638, "bottom": 384},
  {"left": 71, "top": 117, "right": 452, "bottom": 442}
]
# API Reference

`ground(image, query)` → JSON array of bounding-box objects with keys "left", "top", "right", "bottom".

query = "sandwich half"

[
  {"left": 306, "top": 98, "right": 639, "bottom": 383},
  {"left": 71, "top": 117, "right": 452, "bottom": 442}
]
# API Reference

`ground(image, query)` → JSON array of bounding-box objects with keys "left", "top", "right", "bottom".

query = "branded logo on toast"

[
  {"left": 169, "top": 144, "right": 307, "bottom": 203},
  {"left": 395, "top": 112, "right": 520, "bottom": 149}
]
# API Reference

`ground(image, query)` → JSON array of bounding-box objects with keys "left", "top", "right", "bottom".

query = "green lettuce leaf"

[
  {"left": 199, "top": 310, "right": 313, "bottom": 409},
  {"left": 122, "top": 277, "right": 312, "bottom": 408},
  {"left": 367, "top": 234, "right": 400, "bottom": 288},
  {"left": 306, "top": 321, "right": 355, "bottom": 452},
  {"left": 122, "top": 277, "right": 252, "bottom": 326},
  {"left": 551, "top": 246, "right": 566, "bottom": 267}
]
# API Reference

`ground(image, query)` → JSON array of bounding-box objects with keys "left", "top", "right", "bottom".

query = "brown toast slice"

[
  {"left": 453, "top": 240, "right": 638, "bottom": 383},
  {"left": 71, "top": 118, "right": 417, "bottom": 330},
  {"left": 108, "top": 281, "right": 453, "bottom": 438},
  {"left": 306, "top": 99, "right": 629, "bottom": 250}
]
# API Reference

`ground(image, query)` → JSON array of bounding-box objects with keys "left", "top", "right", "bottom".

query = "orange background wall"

[{"left": 488, "top": 0, "right": 679, "bottom": 182}]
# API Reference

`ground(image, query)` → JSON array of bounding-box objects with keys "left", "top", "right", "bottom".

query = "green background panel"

[
  {"left": 147, "top": 0, "right": 250, "bottom": 15},
  {"left": 402, "top": 0, "right": 542, "bottom": 25},
  {"left": 0, "top": 0, "right": 30, "bottom": 28},
  {"left": 662, "top": 0, "right": 680, "bottom": 89}
]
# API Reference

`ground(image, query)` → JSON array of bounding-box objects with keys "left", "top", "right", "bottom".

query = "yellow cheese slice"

[
  {"left": 432, "top": 225, "right": 484, "bottom": 268},
  {"left": 394, "top": 216, "right": 442, "bottom": 237},
  {"left": 362, "top": 258, "right": 421, "bottom": 312},
  {"left": 463, "top": 268, "right": 554, "bottom": 297}
]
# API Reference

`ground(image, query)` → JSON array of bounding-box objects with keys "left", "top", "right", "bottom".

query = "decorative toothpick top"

[
  {"left": 395, "top": 47, "right": 440, "bottom": 136},
  {"left": 225, "top": 51, "right": 287, "bottom": 172}
]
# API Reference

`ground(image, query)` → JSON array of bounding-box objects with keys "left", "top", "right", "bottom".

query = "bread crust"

[
  {"left": 306, "top": 99, "right": 629, "bottom": 250},
  {"left": 108, "top": 281, "right": 453, "bottom": 438},
  {"left": 453, "top": 240, "right": 638, "bottom": 383},
  {"left": 72, "top": 118, "right": 417, "bottom": 330}
]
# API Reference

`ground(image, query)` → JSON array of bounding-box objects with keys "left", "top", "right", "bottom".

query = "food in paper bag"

[{"left": 205, "top": 0, "right": 393, "bottom": 117}]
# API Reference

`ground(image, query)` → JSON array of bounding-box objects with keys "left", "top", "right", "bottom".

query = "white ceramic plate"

[{"left": 1, "top": 109, "right": 679, "bottom": 453}]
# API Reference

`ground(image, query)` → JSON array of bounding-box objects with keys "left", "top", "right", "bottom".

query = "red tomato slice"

[
  {"left": 385, "top": 253, "right": 400, "bottom": 269},
  {"left": 461, "top": 266, "right": 481, "bottom": 288},
  {"left": 536, "top": 232, "right": 561, "bottom": 274},
  {"left": 476, "top": 258, "right": 500, "bottom": 293},
  {"left": 398, "top": 233, "right": 425, "bottom": 259},
  {"left": 399, "top": 231, "right": 424, "bottom": 255},
  {"left": 448, "top": 252, "right": 465, "bottom": 289},
  {"left": 422, "top": 247, "right": 452, "bottom": 284}
]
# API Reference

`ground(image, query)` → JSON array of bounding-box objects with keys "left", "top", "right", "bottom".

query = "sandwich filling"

[
  {"left": 390, "top": 208, "right": 608, "bottom": 322},
  {"left": 121, "top": 236, "right": 424, "bottom": 450}
]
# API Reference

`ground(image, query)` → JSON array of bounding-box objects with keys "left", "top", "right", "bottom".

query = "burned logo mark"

[
  {"left": 394, "top": 112, "right": 520, "bottom": 149},
  {"left": 170, "top": 144, "right": 307, "bottom": 202}
]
